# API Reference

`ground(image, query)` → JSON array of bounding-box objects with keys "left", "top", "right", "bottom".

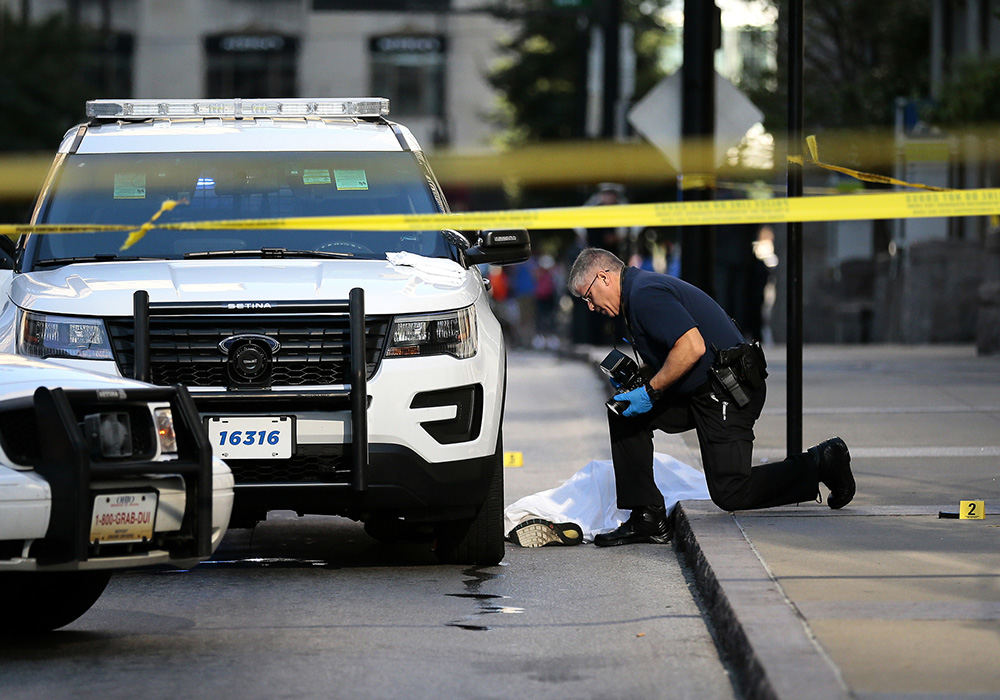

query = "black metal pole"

[
  {"left": 600, "top": 0, "right": 621, "bottom": 141},
  {"left": 680, "top": 0, "right": 716, "bottom": 298},
  {"left": 133, "top": 289, "right": 150, "bottom": 383},
  {"left": 349, "top": 287, "right": 368, "bottom": 493},
  {"left": 787, "top": 0, "right": 804, "bottom": 456}
]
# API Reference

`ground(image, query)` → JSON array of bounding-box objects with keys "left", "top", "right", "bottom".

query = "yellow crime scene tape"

[
  {"left": 2, "top": 188, "right": 1000, "bottom": 251},
  {"left": 156, "top": 188, "right": 999, "bottom": 230},
  {"left": 118, "top": 198, "right": 187, "bottom": 250},
  {"left": 790, "top": 134, "right": 997, "bottom": 225},
  {"left": 3, "top": 126, "right": 995, "bottom": 194},
  {"left": 2, "top": 135, "right": 998, "bottom": 246},
  {"left": 789, "top": 135, "right": 949, "bottom": 192}
]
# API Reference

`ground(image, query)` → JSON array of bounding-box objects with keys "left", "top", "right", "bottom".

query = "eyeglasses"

[{"left": 581, "top": 269, "right": 608, "bottom": 304}]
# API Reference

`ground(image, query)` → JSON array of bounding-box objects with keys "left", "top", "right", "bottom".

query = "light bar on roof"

[{"left": 85, "top": 98, "right": 390, "bottom": 120}]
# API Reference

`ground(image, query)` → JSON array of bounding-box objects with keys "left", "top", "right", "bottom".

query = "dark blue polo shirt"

[{"left": 621, "top": 267, "right": 744, "bottom": 394}]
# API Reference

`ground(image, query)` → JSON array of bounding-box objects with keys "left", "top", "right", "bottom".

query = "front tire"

[
  {"left": 0, "top": 570, "right": 112, "bottom": 633},
  {"left": 434, "top": 437, "right": 505, "bottom": 566}
]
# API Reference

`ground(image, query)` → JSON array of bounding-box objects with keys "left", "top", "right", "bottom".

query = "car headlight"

[
  {"left": 385, "top": 305, "right": 477, "bottom": 359},
  {"left": 153, "top": 408, "right": 177, "bottom": 454},
  {"left": 83, "top": 411, "right": 133, "bottom": 458},
  {"left": 17, "top": 310, "right": 114, "bottom": 360}
]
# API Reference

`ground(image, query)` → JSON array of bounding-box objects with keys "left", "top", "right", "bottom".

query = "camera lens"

[{"left": 606, "top": 398, "right": 629, "bottom": 415}]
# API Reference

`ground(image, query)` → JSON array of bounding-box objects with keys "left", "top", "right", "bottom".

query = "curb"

[
  {"left": 673, "top": 502, "right": 849, "bottom": 700},
  {"left": 672, "top": 502, "right": 774, "bottom": 699}
]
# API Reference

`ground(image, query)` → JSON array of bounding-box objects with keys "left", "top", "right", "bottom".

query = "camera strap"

[{"left": 619, "top": 268, "right": 642, "bottom": 369}]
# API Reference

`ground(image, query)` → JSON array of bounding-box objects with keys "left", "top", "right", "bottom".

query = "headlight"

[
  {"left": 83, "top": 412, "right": 132, "bottom": 458},
  {"left": 154, "top": 408, "right": 177, "bottom": 454},
  {"left": 385, "top": 305, "right": 477, "bottom": 359},
  {"left": 17, "top": 310, "right": 113, "bottom": 360}
]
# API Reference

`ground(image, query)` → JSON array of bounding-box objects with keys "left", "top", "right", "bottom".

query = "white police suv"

[
  {"left": 0, "top": 98, "right": 528, "bottom": 566},
  {"left": 0, "top": 353, "right": 234, "bottom": 632}
]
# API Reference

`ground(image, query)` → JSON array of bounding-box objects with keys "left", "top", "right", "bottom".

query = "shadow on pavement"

[{"left": 207, "top": 512, "right": 442, "bottom": 568}]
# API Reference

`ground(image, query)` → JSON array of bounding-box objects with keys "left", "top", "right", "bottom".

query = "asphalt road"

[{"left": 0, "top": 352, "right": 736, "bottom": 700}]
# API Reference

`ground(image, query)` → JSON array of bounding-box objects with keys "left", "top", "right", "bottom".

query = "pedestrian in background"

[
  {"left": 532, "top": 254, "right": 560, "bottom": 349},
  {"left": 510, "top": 256, "right": 537, "bottom": 348},
  {"left": 486, "top": 264, "right": 518, "bottom": 344}
]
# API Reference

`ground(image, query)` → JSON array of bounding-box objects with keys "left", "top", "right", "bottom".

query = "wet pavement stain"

[
  {"left": 446, "top": 593, "right": 503, "bottom": 600},
  {"left": 479, "top": 605, "right": 525, "bottom": 615},
  {"left": 447, "top": 621, "right": 491, "bottom": 631},
  {"left": 445, "top": 565, "right": 523, "bottom": 631},
  {"left": 195, "top": 558, "right": 341, "bottom": 570}
]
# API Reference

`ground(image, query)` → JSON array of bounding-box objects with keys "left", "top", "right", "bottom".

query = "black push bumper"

[
  {"left": 132, "top": 288, "right": 371, "bottom": 493},
  {"left": 131, "top": 288, "right": 497, "bottom": 524},
  {"left": 31, "top": 383, "right": 213, "bottom": 565}
]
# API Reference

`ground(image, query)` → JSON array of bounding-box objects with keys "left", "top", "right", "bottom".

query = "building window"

[
  {"left": 83, "top": 33, "right": 134, "bottom": 96},
  {"left": 369, "top": 34, "right": 446, "bottom": 118},
  {"left": 205, "top": 34, "right": 298, "bottom": 97}
]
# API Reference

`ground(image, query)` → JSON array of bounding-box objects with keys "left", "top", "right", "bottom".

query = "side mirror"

[
  {"left": 0, "top": 235, "right": 15, "bottom": 270},
  {"left": 441, "top": 228, "right": 470, "bottom": 250},
  {"left": 462, "top": 229, "right": 531, "bottom": 267}
]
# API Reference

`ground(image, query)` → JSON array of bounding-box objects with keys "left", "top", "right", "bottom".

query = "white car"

[
  {"left": 0, "top": 98, "right": 528, "bottom": 566},
  {"left": 0, "top": 353, "right": 233, "bottom": 632}
]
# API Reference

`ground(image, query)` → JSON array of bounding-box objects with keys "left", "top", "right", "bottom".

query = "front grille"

[
  {"left": 227, "top": 453, "right": 350, "bottom": 484},
  {"left": 107, "top": 313, "right": 390, "bottom": 388},
  {"left": 147, "top": 362, "right": 344, "bottom": 387}
]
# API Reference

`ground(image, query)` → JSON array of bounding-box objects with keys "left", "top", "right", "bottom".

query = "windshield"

[{"left": 23, "top": 151, "right": 451, "bottom": 270}]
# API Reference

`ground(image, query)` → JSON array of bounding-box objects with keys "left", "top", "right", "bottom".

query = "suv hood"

[
  {"left": 0, "top": 353, "right": 148, "bottom": 402},
  {"left": 11, "top": 258, "right": 480, "bottom": 317}
]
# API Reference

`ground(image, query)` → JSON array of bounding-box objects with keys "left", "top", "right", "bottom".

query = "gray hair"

[{"left": 567, "top": 248, "right": 625, "bottom": 296}]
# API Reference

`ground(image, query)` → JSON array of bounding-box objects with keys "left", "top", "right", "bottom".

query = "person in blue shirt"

[{"left": 568, "top": 247, "right": 855, "bottom": 546}]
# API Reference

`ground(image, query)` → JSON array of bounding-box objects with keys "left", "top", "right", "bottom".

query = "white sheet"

[
  {"left": 503, "top": 453, "right": 711, "bottom": 542},
  {"left": 385, "top": 252, "right": 467, "bottom": 287}
]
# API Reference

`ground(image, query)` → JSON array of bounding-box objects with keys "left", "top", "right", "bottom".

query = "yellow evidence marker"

[
  {"left": 503, "top": 452, "right": 524, "bottom": 468},
  {"left": 959, "top": 500, "right": 985, "bottom": 520}
]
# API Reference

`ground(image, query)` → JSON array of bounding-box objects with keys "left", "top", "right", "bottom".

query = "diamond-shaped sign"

[{"left": 627, "top": 70, "right": 763, "bottom": 170}]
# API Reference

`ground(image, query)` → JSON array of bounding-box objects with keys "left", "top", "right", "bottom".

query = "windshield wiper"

[
  {"left": 183, "top": 248, "right": 356, "bottom": 260},
  {"left": 33, "top": 254, "right": 164, "bottom": 268}
]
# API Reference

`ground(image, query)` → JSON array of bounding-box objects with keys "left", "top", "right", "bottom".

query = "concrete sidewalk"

[{"left": 575, "top": 344, "right": 1000, "bottom": 699}]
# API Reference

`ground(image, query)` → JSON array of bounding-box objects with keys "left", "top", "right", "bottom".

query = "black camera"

[{"left": 600, "top": 349, "right": 645, "bottom": 415}]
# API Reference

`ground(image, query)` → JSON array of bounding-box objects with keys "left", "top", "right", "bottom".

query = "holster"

[{"left": 709, "top": 341, "right": 768, "bottom": 408}]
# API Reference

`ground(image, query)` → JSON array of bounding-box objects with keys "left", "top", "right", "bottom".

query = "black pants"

[{"left": 608, "top": 383, "right": 819, "bottom": 512}]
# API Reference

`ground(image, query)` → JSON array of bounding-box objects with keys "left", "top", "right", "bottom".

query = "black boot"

[
  {"left": 809, "top": 437, "right": 855, "bottom": 509},
  {"left": 593, "top": 505, "right": 671, "bottom": 547}
]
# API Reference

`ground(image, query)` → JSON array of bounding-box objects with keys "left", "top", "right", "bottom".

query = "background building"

[
  {"left": 9, "top": 0, "right": 513, "bottom": 151},
  {"left": 805, "top": 0, "right": 1000, "bottom": 345}
]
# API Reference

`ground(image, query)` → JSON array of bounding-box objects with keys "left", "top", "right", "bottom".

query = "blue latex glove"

[
  {"left": 608, "top": 376, "right": 622, "bottom": 390},
  {"left": 614, "top": 385, "right": 654, "bottom": 417}
]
